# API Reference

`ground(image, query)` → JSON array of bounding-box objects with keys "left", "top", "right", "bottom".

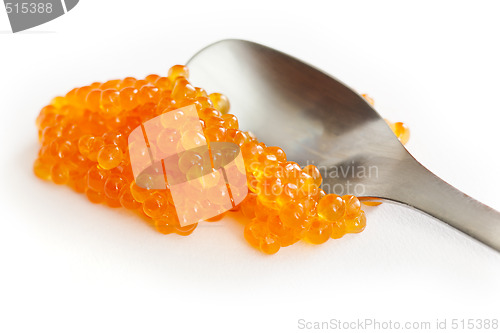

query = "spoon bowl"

[{"left": 187, "top": 39, "right": 500, "bottom": 251}]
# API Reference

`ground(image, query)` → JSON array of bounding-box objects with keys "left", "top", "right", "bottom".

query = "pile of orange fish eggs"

[{"left": 34, "top": 65, "right": 409, "bottom": 254}]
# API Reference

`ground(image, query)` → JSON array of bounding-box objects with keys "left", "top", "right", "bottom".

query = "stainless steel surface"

[{"left": 187, "top": 39, "right": 500, "bottom": 252}]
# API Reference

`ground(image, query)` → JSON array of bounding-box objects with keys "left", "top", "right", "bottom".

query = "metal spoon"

[{"left": 186, "top": 39, "right": 500, "bottom": 252}]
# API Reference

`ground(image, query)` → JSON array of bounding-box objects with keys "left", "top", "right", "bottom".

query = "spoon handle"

[{"left": 394, "top": 159, "right": 500, "bottom": 251}]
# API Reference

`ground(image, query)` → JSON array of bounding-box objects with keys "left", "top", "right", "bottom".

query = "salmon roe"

[
  {"left": 361, "top": 94, "right": 410, "bottom": 206},
  {"left": 362, "top": 93, "right": 411, "bottom": 145},
  {"left": 34, "top": 66, "right": 408, "bottom": 254}
]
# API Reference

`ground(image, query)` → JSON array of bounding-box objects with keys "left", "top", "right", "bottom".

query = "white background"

[{"left": 1, "top": 1, "right": 499, "bottom": 332}]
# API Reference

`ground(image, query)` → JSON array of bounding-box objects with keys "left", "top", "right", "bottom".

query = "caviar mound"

[{"left": 34, "top": 65, "right": 408, "bottom": 254}]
